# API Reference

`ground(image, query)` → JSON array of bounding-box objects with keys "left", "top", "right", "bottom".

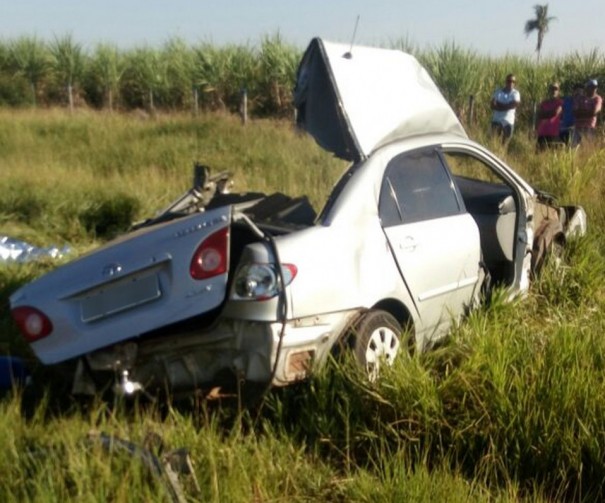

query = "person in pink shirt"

[{"left": 536, "top": 82, "right": 563, "bottom": 150}]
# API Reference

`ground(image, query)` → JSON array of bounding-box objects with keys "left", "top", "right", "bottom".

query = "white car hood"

[{"left": 294, "top": 38, "right": 467, "bottom": 161}]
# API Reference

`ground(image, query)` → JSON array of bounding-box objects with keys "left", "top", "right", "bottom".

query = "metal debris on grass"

[{"left": 0, "top": 235, "right": 70, "bottom": 263}]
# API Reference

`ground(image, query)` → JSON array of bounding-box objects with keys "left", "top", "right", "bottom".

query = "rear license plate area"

[{"left": 80, "top": 273, "right": 161, "bottom": 322}]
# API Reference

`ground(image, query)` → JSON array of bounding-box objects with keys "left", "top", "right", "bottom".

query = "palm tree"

[{"left": 524, "top": 4, "right": 557, "bottom": 63}]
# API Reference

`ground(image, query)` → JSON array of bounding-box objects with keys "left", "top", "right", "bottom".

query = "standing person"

[
  {"left": 536, "top": 82, "right": 563, "bottom": 150},
  {"left": 573, "top": 79, "right": 602, "bottom": 144},
  {"left": 490, "top": 73, "right": 521, "bottom": 142},
  {"left": 559, "top": 83, "right": 583, "bottom": 145}
]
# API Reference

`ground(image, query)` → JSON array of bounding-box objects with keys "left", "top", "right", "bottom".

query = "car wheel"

[{"left": 352, "top": 310, "right": 402, "bottom": 382}]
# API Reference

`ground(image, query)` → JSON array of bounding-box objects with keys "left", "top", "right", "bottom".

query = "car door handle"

[{"left": 400, "top": 236, "right": 417, "bottom": 252}]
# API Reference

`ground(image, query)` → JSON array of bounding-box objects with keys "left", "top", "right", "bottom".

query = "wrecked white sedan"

[{"left": 10, "top": 38, "right": 586, "bottom": 396}]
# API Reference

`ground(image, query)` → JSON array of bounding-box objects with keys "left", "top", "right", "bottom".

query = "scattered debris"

[
  {"left": 0, "top": 235, "right": 70, "bottom": 263},
  {"left": 87, "top": 431, "right": 201, "bottom": 503}
]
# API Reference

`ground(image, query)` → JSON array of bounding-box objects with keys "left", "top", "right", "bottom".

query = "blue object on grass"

[{"left": 0, "top": 356, "right": 29, "bottom": 389}]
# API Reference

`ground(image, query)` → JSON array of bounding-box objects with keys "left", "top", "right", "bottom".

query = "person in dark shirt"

[
  {"left": 573, "top": 79, "right": 602, "bottom": 145},
  {"left": 559, "top": 83, "right": 583, "bottom": 145}
]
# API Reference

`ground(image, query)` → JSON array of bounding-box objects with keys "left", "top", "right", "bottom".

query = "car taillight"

[
  {"left": 190, "top": 227, "right": 229, "bottom": 280},
  {"left": 11, "top": 306, "right": 53, "bottom": 342},
  {"left": 232, "top": 263, "right": 297, "bottom": 300}
]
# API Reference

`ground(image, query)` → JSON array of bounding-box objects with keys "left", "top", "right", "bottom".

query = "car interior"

[{"left": 444, "top": 151, "right": 518, "bottom": 287}]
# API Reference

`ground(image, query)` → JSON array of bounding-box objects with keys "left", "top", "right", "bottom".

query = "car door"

[{"left": 379, "top": 147, "right": 482, "bottom": 336}]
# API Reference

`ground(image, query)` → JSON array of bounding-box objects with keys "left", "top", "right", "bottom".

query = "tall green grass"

[
  {"left": 0, "top": 109, "right": 345, "bottom": 245},
  {"left": 270, "top": 236, "right": 605, "bottom": 499},
  {"left": 1, "top": 110, "right": 605, "bottom": 500}
]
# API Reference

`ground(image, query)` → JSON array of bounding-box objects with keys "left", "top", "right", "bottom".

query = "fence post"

[
  {"left": 192, "top": 86, "right": 199, "bottom": 117},
  {"left": 240, "top": 88, "right": 248, "bottom": 125},
  {"left": 468, "top": 94, "right": 475, "bottom": 126}
]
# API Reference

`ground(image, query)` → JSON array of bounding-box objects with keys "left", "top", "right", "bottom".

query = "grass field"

[{"left": 2, "top": 109, "right": 605, "bottom": 501}]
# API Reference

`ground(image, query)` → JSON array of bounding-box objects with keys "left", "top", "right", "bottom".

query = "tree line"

[
  {"left": 0, "top": 33, "right": 300, "bottom": 117},
  {"left": 0, "top": 33, "right": 603, "bottom": 127}
]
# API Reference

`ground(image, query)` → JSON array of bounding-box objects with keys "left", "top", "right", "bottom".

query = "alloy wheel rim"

[{"left": 364, "top": 326, "right": 400, "bottom": 381}]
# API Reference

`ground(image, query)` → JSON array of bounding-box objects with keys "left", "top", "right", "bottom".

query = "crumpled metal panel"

[
  {"left": 294, "top": 38, "right": 467, "bottom": 161},
  {"left": 0, "top": 235, "right": 70, "bottom": 263}
]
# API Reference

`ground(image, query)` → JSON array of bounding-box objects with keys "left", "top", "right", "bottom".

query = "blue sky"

[{"left": 0, "top": 0, "right": 603, "bottom": 57}]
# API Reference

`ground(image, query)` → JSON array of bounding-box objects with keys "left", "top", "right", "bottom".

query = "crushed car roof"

[{"left": 293, "top": 37, "right": 468, "bottom": 161}]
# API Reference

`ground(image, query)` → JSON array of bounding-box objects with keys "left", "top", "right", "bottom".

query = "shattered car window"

[{"left": 379, "top": 148, "right": 462, "bottom": 226}]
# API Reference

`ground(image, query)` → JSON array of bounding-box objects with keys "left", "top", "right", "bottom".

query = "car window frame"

[{"left": 379, "top": 146, "right": 466, "bottom": 227}]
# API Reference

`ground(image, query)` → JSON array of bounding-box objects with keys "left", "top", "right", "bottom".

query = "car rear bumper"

[{"left": 78, "top": 310, "right": 361, "bottom": 395}]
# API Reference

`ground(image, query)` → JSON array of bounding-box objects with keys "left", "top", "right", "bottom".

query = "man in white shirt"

[{"left": 490, "top": 74, "right": 521, "bottom": 142}]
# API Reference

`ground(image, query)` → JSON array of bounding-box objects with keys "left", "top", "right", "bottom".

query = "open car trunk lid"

[
  {"left": 10, "top": 207, "right": 232, "bottom": 364},
  {"left": 293, "top": 37, "right": 467, "bottom": 161}
]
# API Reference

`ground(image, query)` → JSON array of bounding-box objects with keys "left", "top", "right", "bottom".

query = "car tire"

[{"left": 352, "top": 310, "right": 402, "bottom": 382}]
